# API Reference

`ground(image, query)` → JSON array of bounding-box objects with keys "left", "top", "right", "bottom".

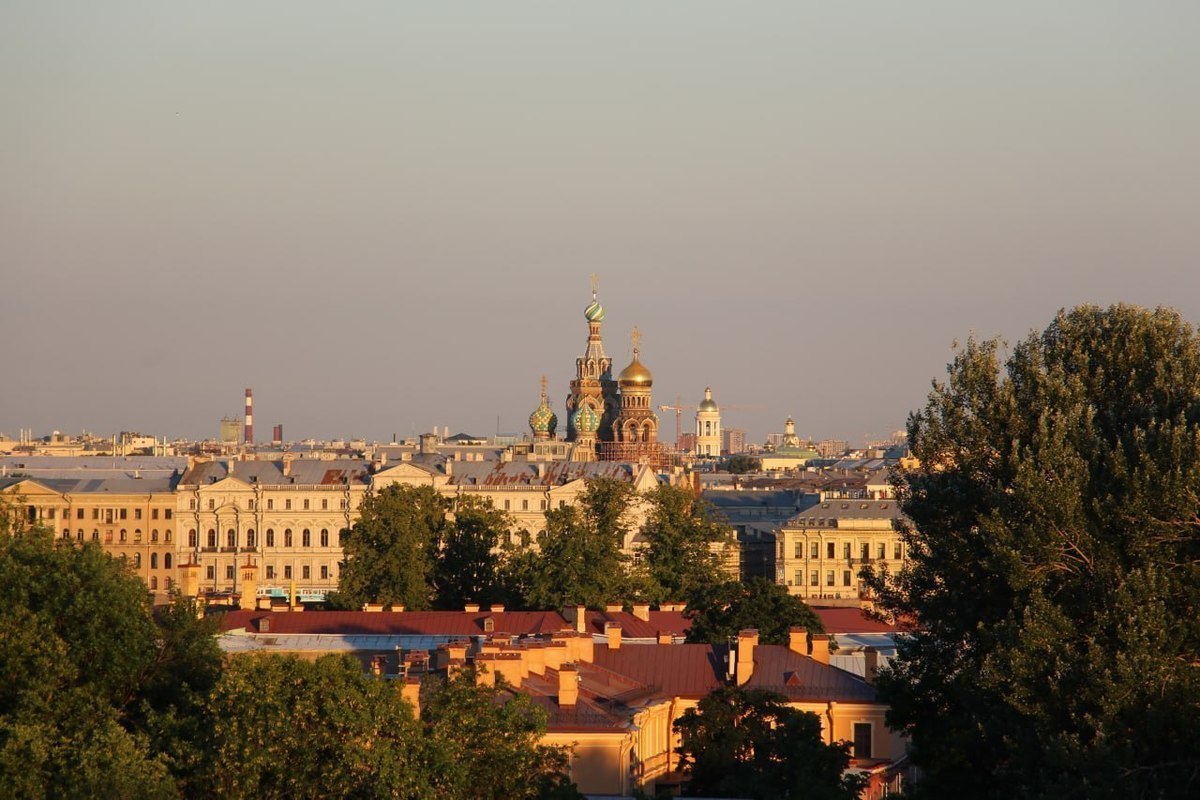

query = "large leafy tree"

[
  {"left": 0, "top": 519, "right": 221, "bottom": 798},
  {"left": 863, "top": 305, "right": 1200, "bottom": 798},
  {"left": 421, "top": 668, "right": 582, "bottom": 800},
  {"left": 433, "top": 495, "right": 513, "bottom": 609},
  {"left": 640, "top": 484, "right": 731, "bottom": 602},
  {"left": 674, "top": 687, "right": 865, "bottom": 799},
  {"left": 335, "top": 484, "right": 449, "bottom": 610},
  {"left": 685, "top": 577, "right": 823, "bottom": 646},
  {"left": 204, "top": 654, "right": 431, "bottom": 799}
]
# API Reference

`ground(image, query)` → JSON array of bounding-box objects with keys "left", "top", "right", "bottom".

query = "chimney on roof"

[
  {"left": 605, "top": 602, "right": 623, "bottom": 613},
  {"left": 789, "top": 626, "right": 808, "bottom": 655},
  {"left": 736, "top": 629, "right": 759, "bottom": 686},
  {"left": 444, "top": 458, "right": 453, "bottom": 477},
  {"left": 489, "top": 604, "right": 505, "bottom": 613},
  {"left": 558, "top": 663, "right": 579, "bottom": 707},
  {"left": 362, "top": 603, "right": 384, "bottom": 613},
  {"left": 632, "top": 602, "right": 650, "bottom": 622},
  {"left": 237, "top": 560, "right": 258, "bottom": 610},
  {"left": 863, "top": 646, "right": 879, "bottom": 684},
  {"left": 657, "top": 630, "right": 673, "bottom": 645},
  {"left": 563, "top": 605, "right": 586, "bottom": 634},
  {"left": 464, "top": 603, "right": 480, "bottom": 613},
  {"left": 605, "top": 622, "right": 622, "bottom": 650},
  {"left": 281, "top": 457, "right": 292, "bottom": 477},
  {"left": 393, "top": 604, "right": 405, "bottom": 613},
  {"left": 810, "top": 633, "right": 831, "bottom": 666}
]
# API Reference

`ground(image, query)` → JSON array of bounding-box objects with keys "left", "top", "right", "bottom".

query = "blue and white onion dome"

[{"left": 573, "top": 404, "right": 601, "bottom": 435}]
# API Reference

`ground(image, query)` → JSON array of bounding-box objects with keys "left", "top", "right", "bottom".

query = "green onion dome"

[
  {"left": 573, "top": 404, "right": 600, "bottom": 435},
  {"left": 584, "top": 298, "right": 605, "bottom": 323},
  {"left": 529, "top": 402, "right": 557, "bottom": 436}
]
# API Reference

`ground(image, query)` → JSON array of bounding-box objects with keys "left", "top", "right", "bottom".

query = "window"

[
  {"left": 861, "top": 543, "right": 870, "bottom": 561},
  {"left": 164, "top": 553, "right": 172, "bottom": 569},
  {"left": 152, "top": 509, "right": 159, "bottom": 520},
  {"left": 843, "top": 570, "right": 852, "bottom": 586},
  {"left": 810, "top": 570, "right": 819, "bottom": 586},
  {"left": 134, "top": 509, "right": 142, "bottom": 520},
  {"left": 207, "top": 530, "right": 216, "bottom": 548},
  {"left": 504, "top": 500, "right": 511, "bottom": 511},
  {"left": 151, "top": 529, "right": 159, "bottom": 543},
  {"left": 320, "top": 565, "right": 329, "bottom": 580},
  {"left": 165, "top": 578, "right": 173, "bottom": 590},
  {"left": 811, "top": 542, "right": 819, "bottom": 559},
  {"left": 559, "top": 500, "right": 566, "bottom": 509},
  {"left": 302, "top": 529, "right": 311, "bottom": 547},
  {"left": 77, "top": 508, "right": 84, "bottom": 519},
  {"left": 320, "top": 529, "right": 328, "bottom": 547},
  {"left": 150, "top": 553, "right": 158, "bottom": 569},
  {"left": 77, "top": 530, "right": 84, "bottom": 542},
  {"left": 878, "top": 542, "right": 886, "bottom": 560},
  {"left": 134, "top": 529, "right": 142, "bottom": 543},
  {"left": 206, "top": 565, "right": 215, "bottom": 580},
  {"left": 165, "top": 530, "right": 172, "bottom": 543},
  {"left": 227, "top": 529, "right": 236, "bottom": 548},
  {"left": 340, "top": 499, "right": 347, "bottom": 510},
  {"left": 339, "top": 529, "right": 347, "bottom": 546},
  {"left": 303, "top": 499, "right": 310, "bottom": 510},
  {"left": 119, "top": 529, "right": 127, "bottom": 543},
  {"left": 894, "top": 542, "right": 903, "bottom": 560},
  {"left": 105, "top": 509, "right": 113, "bottom": 523},
  {"left": 266, "top": 565, "right": 275, "bottom": 579},
  {"left": 225, "top": 565, "right": 235, "bottom": 580},
  {"left": 165, "top": 510, "right": 172, "bottom": 520},
  {"left": 321, "top": 499, "right": 328, "bottom": 510},
  {"left": 104, "top": 531, "right": 112, "bottom": 543},
  {"left": 284, "top": 565, "right": 292, "bottom": 579},
  {"left": 843, "top": 543, "right": 851, "bottom": 559},
  {"left": 266, "top": 529, "right": 275, "bottom": 547},
  {"left": 188, "top": 529, "right": 197, "bottom": 547},
  {"left": 248, "top": 499, "right": 256, "bottom": 510},
  {"left": 189, "top": 499, "right": 196, "bottom": 510},
  {"left": 794, "top": 543, "right": 803, "bottom": 559},
  {"left": 150, "top": 576, "right": 158, "bottom": 590},
  {"left": 47, "top": 508, "right": 56, "bottom": 519},
  {"left": 826, "top": 542, "right": 835, "bottom": 559},
  {"left": 61, "top": 529, "right": 70, "bottom": 540},
  {"left": 794, "top": 570, "right": 803, "bottom": 586},
  {"left": 285, "top": 499, "right": 292, "bottom": 510},
  {"left": 247, "top": 529, "right": 256, "bottom": 548},
  {"left": 826, "top": 570, "right": 835, "bottom": 586},
  {"left": 120, "top": 509, "right": 127, "bottom": 520},
  {"left": 208, "top": 499, "right": 214, "bottom": 510},
  {"left": 853, "top": 723, "right": 872, "bottom": 759},
  {"left": 284, "top": 529, "right": 293, "bottom": 547},
  {"left": 302, "top": 565, "right": 311, "bottom": 580},
  {"left": 267, "top": 499, "right": 274, "bottom": 510}
]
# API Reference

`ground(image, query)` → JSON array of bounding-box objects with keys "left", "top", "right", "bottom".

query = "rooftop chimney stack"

[
  {"left": 244, "top": 389, "right": 254, "bottom": 445},
  {"left": 736, "top": 629, "right": 759, "bottom": 685},
  {"left": 558, "top": 663, "right": 579, "bottom": 707}
]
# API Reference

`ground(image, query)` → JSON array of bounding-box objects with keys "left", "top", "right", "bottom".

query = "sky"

[{"left": 3, "top": 2, "right": 1199, "bottom": 446}]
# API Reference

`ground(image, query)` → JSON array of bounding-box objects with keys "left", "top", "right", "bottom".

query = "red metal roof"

[
  {"left": 592, "top": 643, "right": 728, "bottom": 699},
  {"left": 812, "top": 607, "right": 904, "bottom": 634},
  {"left": 744, "top": 645, "right": 877, "bottom": 702},
  {"left": 217, "top": 609, "right": 569, "bottom": 636}
]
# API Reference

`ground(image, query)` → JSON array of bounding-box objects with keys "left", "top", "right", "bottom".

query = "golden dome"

[{"left": 619, "top": 356, "right": 653, "bottom": 387}]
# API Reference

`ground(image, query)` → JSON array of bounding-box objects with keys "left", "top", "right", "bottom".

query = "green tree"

[
  {"left": 685, "top": 578, "right": 823, "bottom": 646},
  {"left": 432, "top": 495, "right": 513, "bottom": 609},
  {"left": 675, "top": 686, "right": 865, "bottom": 799},
  {"left": 422, "top": 668, "right": 582, "bottom": 800},
  {"left": 0, "top": 522, "right": 220, "bottom": 798},
  {"left": 335, "top": 484, "right": 449, "bottom": 610},
  {"left": 203, "top": 654, "right": 431, "bottom": 799},
  {"left": 724, "top": 454, "right": 761, "bottom": 474},
  {"left": 640, "top": 484, "right": 731, "bottom": 602},
  {"left": 863, "top": 305, "right": 1200, "bottom": 798}
]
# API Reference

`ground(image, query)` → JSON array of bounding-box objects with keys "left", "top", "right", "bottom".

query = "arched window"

[
  {"left": 150, "top": 576, "right": 158, "bottom": 590},
  {"left": 165, "top": 530, "right": 172, "bottom": 543},
  {"left": 151, "top": 529, "right": 159, "bottom": 543},
  {"left": 134, "top": 529, "right": 142, "bottom": 543},
  {"left": 119, "top": 529, "right": 127, "bottom": 543},
  {"left": 104, "top": 530, "right": 112, "bottom": 543},
  {"left": 62, "top": 529, "right": 70, "bottom": 539},
  {"left": 133, "top": 553, "right": 141, "bottom": 567},
  {"left": 188, "top": 529, "right": 197, "bottom": 547},
  {"left": 165, "top": 578, "right": 173, "bottom": 590},
  {"left": 227, "top": 529, "right": 236, "bottom": 548},
  {"left": 207, "top": 529, "right": 216, "bottom": 548},
  {"left": 320, "top": 529, "right": 329, "bottom": 547},
  {"left": 247, "top": 529, "right": 256, "bottom": 548},
  {"left": 75, "top": 530, "right": 83, "bottom": 542},
  {"left": 266, "top": 529, "right": 275, "bottom": 547},
  {"left": 302, "top": 529, "right": 311, "bottom": 547},
  {"left": 284, "top": 529, "right": 293, "bottom": 547},
  {"left": 150, "top": 553, "right": 158, "bottom": 569},
  {"left": 164, "top": 553, "right": 173, "bottom": 569}
]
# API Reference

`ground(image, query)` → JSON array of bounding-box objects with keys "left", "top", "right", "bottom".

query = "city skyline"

[{"left": 4, "top": 2, "right": 1199, "bottom": 443}]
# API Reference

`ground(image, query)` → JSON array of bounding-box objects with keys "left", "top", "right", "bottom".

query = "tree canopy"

[
  {"left": 863, "top": 304, "right": 1200, "bottom": 798},
  {"left": 639, "top": 484, "right": 730, "bottom": 603},
  {"left": 674, "top": 686, "right": 865, "bottom": 800},
  {"left": 684, "top": 577, "right": 823, "bottom": 646}
]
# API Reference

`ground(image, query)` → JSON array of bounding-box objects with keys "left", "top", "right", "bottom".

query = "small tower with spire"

[{"left": 528, "top": 376, "right": 558, "bottom": 441}]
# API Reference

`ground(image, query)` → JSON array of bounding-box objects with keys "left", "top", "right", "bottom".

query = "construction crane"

[{"left": 658, "top": 395, "right": 766, "bottom": 451}]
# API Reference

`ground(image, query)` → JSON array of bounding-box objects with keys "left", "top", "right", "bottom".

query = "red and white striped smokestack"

[{"left": 244, "top": 389, "right": 254, "bottom": 445}]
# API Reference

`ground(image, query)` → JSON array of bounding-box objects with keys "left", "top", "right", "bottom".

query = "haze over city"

[{"left": 4, "top": 2, "right": 1198, "bottom": 443}]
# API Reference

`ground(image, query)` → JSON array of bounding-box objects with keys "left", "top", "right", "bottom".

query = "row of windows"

[
  {"left": 793, "top": 541, "right": 904, "bottom": 561},
  {"left": 118, "top": 552, "right": 174, "bottom": 570},
  {"left": 795, "top": 569, "right": 856, "bottom": 587},
  {"left": 502, "top": 498, "right": 550, "bottom": 512},
  {"left": 61, "top": 528, "right": 173, "bottom": 544},
  {"left": 204, "top": 563, "right": 336, "bottom": 582},
  {"left": 187, "top": 528, "right": 345, "bottom": 549},
  {"left": 189, "top": 497, "right": 348, "bottom": 511},
  {"left": 45, "top": 507, "right": 172, "bottom": 521}
]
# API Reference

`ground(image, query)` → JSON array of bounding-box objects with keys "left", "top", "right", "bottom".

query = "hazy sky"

[{"left": 4, "top": 2, "right": 1199, "bottom": 445}]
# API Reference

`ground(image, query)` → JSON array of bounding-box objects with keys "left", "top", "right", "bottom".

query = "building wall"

[{"left": 777, "top": 513, "right": 905, "bottom": 601}]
